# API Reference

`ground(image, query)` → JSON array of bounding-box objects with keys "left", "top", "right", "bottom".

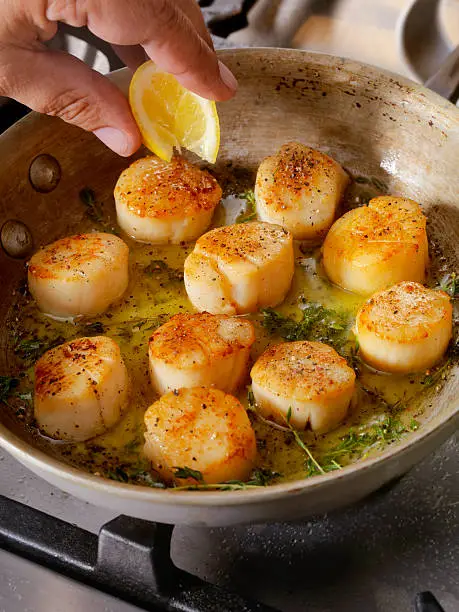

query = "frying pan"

[{"left": 0, "top": 48, "right": 458, "bottom": 527}]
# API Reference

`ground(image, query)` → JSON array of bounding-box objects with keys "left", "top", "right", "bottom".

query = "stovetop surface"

[{"left": 1, "top": 2, "right": 459, "bottom": 610}]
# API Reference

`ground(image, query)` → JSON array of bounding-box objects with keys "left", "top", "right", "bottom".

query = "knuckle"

[{"left": 41, "top": 89, "right": 98, "bottom": 127}]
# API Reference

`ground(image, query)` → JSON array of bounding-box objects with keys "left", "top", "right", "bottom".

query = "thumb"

[{"left": 0, "top": 46, "right": 141, "bottom": 156}]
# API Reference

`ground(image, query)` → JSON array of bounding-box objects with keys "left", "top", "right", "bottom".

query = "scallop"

[
  {"left": 255, "top": 142, "right": 350, "bottom": 241},
  {"left": 251, "top": 341, "right": 356, "bottom": 432},
  {"left": 143, "top": 387, "right": 257, "bottom": 485},
  {"left": 28, "top": 232, "right": 129, "bottom": 319},
  {"left": 149, "top": 312, "right": 255, "bottom": 395},
  {"left": 34, "top": 336, "right": 129, "bottom": 442},
  {"left": 184, "top": 221, "right": 294, "bottom": 314},
  {"left": 322, "top": 196, "right": 428, "bottom": 294},
  {"left": 114, "top": 155, "right": 222, "bottom": 244},
  {"left": 355, "top": 281, "right": 452, "bottom": 373}
]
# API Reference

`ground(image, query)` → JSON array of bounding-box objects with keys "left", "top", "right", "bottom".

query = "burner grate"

[
  {"left": 0, "top": 494, "right": 446, "bottom": 612},
  {"left": 0, "top": 494, "right": 277, "bottom": 612}
]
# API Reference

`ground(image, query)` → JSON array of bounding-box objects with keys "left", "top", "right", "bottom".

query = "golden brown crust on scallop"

[
  {"left": 356, "top": 281, "right": 452, "bottom": 343},
  {"left": 34, "top": 337, "right": 117, "bottom": 400},
  {"left": 28, "top": 233, "right": 127, "bottom": 281},
  {"left": 148, "top": 312, "right": 255, "bottom": 368},
  {"left": 256, "top": 142, "right": 347, "bottom": 212},
  {"left": 193, "top": 221, "right": 290, "bottom": 264},
  {"left": 325, "top": 196, "right": 427, "bottom": 264},
  {"left": 114, "top": 155, "right": 222, "bottom": 219},
  {"left": 251, "top": 341, "right": 356, "bottom": 401}
]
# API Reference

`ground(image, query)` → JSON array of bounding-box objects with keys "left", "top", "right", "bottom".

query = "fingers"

[
  {"left": 75, "top": 0, "right": 237, "bottom": 101},
  {"left": 0, "top": 45, "right": 141, "bottom": 156}
]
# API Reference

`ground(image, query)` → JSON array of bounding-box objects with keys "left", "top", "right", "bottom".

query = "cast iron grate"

[
  {"left": 0, "top": 494, "right": 447, "bottom": 612},
  {"left": 0, "top": 494, "right": 276, "bottom": 612}
]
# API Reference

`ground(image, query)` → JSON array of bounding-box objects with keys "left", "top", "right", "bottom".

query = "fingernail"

[
  {"left": 218, "top": 61, "right": 238, "bottom": 94},
  {"left": 93, "top": 127, "right": 133, "bottom": 157}
]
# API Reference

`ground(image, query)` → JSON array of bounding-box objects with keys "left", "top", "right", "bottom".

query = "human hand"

[{"left": 0, "top": 0, "right": 237, "bottom": 156}]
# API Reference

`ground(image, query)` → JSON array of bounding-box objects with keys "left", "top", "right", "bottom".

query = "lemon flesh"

[{"left": 129, "top": 61, "right": 220, "bottom": 163}]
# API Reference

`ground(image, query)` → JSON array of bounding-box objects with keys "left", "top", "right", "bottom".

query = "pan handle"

[
  {"left": 425, "top": 44, "right": 459, "bottom": 104},
  {"left": 0, "top": 494, "right": 278, "bottom": 612}
]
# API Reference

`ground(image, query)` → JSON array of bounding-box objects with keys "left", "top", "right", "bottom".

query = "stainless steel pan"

[{"left": 0, "top": 48, "right": 458, "bottom": 526}]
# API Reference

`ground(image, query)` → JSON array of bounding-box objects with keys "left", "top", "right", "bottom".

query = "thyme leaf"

[
  {"left": 123, "top": 438, "right": 141, "bottom": 453},
  {"left": 173, "top": 466, "right": 204, "bottom": 481},
  {"left": 353, "top": 175, "right": 388, "bottom": 192},
  {"left": 144, "top": 260, "right": 184, "bottom": 282},
  {"left": 79, "top": 321, "right": 106, "bottom": 336},
  {"left": 14, "top": 336, "right": 66, "bottom": 363},
  {"left": 348, "top": 337, "right": 362, "bottom": 374},
  {"left": 246, "top": 468, "right": 282, "bottom": 486},
  {"left": 235, "top": 189, "right": 257, "bottom": 224},
  {"left": 79, "top": 187, "right": 119, "bottom": 234},
  {"left": 0, "top": 375, "right": 19, "bottom": 404},
  {"left": 439, "top": 272, "right": 458, "bottom": 298},
  {"left": 79, "top": 187, "right": 103, "bottom": 223},
  {"left": 105, "top": 465, "right": 166, "bottom": 488},
  {"left": 112, "top": 316, "right": 166, "bottom": 340}
]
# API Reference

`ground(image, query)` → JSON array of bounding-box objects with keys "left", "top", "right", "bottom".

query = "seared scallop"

[
  {"left": 144, "top": 387, "right": 257, "bottom": 484},
  {"left": 322, "top": 196, "right": 428, "bottom": 294},
  {"left": 251, "top": 341, "right": 356, "bottom": 432},
  {"left": 114, "top": 155, "right": 222, "bottom": 244},
  {"left": 255, "top": 142, "right": 349, "bottom": 241},
  {"left": 149, "top": 312, "right": 255, "bottom": 395},
  {"left": 355, "top": 281, "right": 452, "bottom": 373},
  {"left": 34, "top": 336, "right": 129, "bottom": 442},
  {"left": 28, "top": 233, "right": 129, "bottom": 320},
  {"left": 184, "top": 221, "right": 294, "bottom": 314}
]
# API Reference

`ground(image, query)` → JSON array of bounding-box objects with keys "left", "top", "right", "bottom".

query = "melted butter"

[{"left": 4, "top": 182, "right": 448, "bottom": 488}]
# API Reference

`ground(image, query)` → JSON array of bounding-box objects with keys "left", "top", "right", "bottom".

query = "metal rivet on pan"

[
  {"left": 1, "top": 219, "right": 34, "bottom": 259},
  {"left": 29, "top": 154, "right": 61, "bottom": 193}
]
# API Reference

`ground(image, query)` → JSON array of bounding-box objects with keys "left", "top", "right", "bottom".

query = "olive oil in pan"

[{"left": 3, "top": 180, "right": 457, "bottom": 490}]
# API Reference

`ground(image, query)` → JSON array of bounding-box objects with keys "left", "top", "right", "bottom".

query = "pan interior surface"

[{"left": 0, "top": 49, "right": 457, "bottom": 525}]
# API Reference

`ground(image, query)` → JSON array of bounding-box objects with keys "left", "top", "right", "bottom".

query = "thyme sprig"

[
  {"left": 172, "top": 468, "right": 280, "bottom": 491},
  {"left": 284, "top": 407, "right": 325, "bottom": 475},
  {"left": 261, "top": 302, "right": 351, "bottom": 355}
]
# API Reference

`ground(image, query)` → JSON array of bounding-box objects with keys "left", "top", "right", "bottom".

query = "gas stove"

[{"left": 0, "top": 2, "right": 458, "bottom": 611}]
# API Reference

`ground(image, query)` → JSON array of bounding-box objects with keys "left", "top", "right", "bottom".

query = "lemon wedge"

[{"left": 129, "top": 61, "right": 220, "bottom": 163}]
